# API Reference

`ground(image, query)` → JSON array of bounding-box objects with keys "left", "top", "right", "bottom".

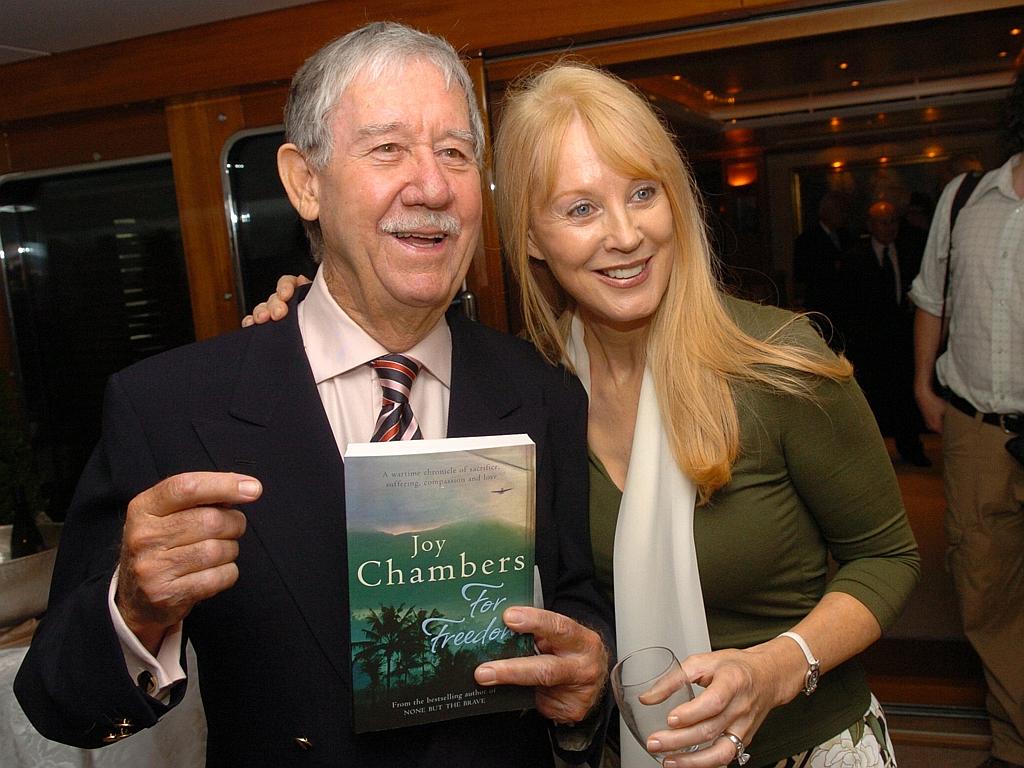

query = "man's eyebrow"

[
  {"left": 445, "top": 129, "right": 475, "bottom": 145},
  {"left": 356, "top": 122, "right": 405, "bottom": 140}
]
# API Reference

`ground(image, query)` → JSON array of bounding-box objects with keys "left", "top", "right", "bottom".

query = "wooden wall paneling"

[
  {"left": 165, "top": 95, "right": 245, "bottom": 340},
  {"left": 0, "top": 0, "right": 753, "bottom": 124},
  {"left": 466, "top": 56, "right": 508, "bottom": 333},
  {"left": 0, "top": 104, "right": 169, "bottom": 174},
  {"left": 238, "top": 86, "right": 289, "bottom": 130}
]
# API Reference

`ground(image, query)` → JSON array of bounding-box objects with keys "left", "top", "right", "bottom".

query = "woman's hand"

[
  {"left": 240, "top": 274, "right": 310, "bottom": 326},
  {"left": 644, "top": 641, "right": 803, "bottom": 767}
]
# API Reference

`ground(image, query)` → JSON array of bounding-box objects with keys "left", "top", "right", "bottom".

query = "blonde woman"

[{"left": 248, "top": 63, "right": 919, "bottom": 768}]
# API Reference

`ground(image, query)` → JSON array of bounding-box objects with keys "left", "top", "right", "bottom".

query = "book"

[{"left": 343, "top": 433, "right": 537, "bottom": 733}]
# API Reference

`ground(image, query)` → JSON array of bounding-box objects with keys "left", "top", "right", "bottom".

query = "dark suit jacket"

[
  {"left": 792, "top": 222, "right": 849, "bottom": 319},
  {"left": 16, "top": 290, "right": 611, "bottom": 767},
  {"left": 840, "top": 238, "right": 916, "bottom": 363}
]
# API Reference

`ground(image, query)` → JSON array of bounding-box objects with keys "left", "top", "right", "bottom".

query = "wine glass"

[{"left": 611, "top": 646, "right": 699, "bottom": 763}]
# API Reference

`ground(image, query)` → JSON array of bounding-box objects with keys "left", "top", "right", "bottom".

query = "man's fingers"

[
  {"left": 502, "top": 606, "right": 587, "bottom": 652},
  {"left": 131, "top": 472, "right": 262, "bottom": 519},
  {"left": 476, "top": 652, "right": 569, "bottom": 689}
]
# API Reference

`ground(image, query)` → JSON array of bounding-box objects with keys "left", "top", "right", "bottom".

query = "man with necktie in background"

[
  {"left": 841, "top": 200, "right": 930, "bottom": 467},
  {"left": 15, "top": 22, "right": 611, "bottom": 768}
]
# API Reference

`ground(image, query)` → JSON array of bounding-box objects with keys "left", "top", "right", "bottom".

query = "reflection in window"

[
  {"left": 224, "top": 131, "right": 316, "bottom": 313},
  {"left": 0, "top": 159, "right": 194, "bottom": 517}
]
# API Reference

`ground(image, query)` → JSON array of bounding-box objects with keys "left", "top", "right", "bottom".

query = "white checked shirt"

[{"left": 909, "top": 153, "right": 1024, "bottom": 414}]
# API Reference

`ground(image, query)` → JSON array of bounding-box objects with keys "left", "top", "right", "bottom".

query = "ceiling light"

[
  {"left": 703, "top": 90, "right": 715, "bottom": 101},
  {"left": 672, "top": 75, "right": 682, "bottom": 81},
  {"left": 831, "top": 160, "right": 844, "bottom": 170},
  {"left": 1000, "top": 50, "right": 1009, "bottom": 58},
  {"left": 1012, "top": 27, "right": 1021, "bottom": 36},
  {"left": 829, "top": 117, "right": 841, "bottom": 128},
  {"left": 879, "top": 156, "right": 889, "bottom": 164},
  {"left": 726, "top": 162, "right": 758, "bottom": 187},
  {"left": 838, "top": 62, "right": 849, "bottom": 70},
  {"left": 850, "top": 80, "right": 861, "bottom": 88}
]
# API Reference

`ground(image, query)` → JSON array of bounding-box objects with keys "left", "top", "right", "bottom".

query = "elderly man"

[
  {"left": 15, "top": 22, "right": 611, "bottom": 767},
  {"left": 841, "top": 200, "right": 929, "bottom": 466}
]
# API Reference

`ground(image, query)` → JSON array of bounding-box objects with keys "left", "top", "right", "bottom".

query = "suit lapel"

[
  {"left": 193, "top": 291, "right": 352, "bottom": 683},
  {"left": 446, "top": 314, "right": 522, "bottom": 438}
]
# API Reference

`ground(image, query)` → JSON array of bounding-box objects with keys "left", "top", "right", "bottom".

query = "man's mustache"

[{"left": 380, "top": 212, "right": 461, "bottom": 237}]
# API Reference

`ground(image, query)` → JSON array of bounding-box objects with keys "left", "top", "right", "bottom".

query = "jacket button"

[{"left": 294, "top": 736, "right": 313, "bottom": 750}]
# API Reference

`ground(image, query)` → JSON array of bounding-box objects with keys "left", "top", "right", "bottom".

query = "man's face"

[
  {"left": 311, "top": 59, "right": 482, "bottom": 328},
  {"left": 867, "top": 203, "right": 899, "bottom": 246}
]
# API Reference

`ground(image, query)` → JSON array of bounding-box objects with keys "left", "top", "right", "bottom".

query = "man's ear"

[
  {"left": 526, "top": 229, "right": 546, "bottom": 261},
  {"left": 278, "top": 143, "right": 320, "bottom": 223}
]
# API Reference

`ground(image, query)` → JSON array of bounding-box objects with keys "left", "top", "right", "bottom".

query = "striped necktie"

[{"left": 369, "top": 354, "right": 423, "bottom": 442}]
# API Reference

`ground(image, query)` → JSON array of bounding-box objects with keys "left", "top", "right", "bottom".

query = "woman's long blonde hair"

[{"left": 494, "top": 63, "right": 852, "bottom": 504}]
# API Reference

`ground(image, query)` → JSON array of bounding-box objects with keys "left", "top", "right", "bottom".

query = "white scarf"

[{"left": 565, "top": 314, "right": 711, "bottom": 767}]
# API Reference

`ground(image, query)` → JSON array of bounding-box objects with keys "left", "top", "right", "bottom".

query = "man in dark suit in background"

[
  {"left": 842, "top": 200, "right": 929, "bottom": 466},
  {"left": 793, "top": 190, "right": 852, "bottom": 344},
  {"left": 15, "top": 22, "right": 611, "bottom": 767}
]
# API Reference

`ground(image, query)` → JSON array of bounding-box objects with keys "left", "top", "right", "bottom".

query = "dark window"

[
  {"left": 0, "top": 158, "right": 193, "bottom": 516},
  {"left": 224, "top": 130, "right": 316, "bottom": 314}
]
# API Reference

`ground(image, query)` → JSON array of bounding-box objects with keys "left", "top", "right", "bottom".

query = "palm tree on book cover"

[{"left": 352, "top": 603, "right": 443, "bottom": 699}]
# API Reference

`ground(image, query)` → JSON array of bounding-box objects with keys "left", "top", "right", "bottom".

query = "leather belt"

[{"left": 948, "top": 392, "right": 1022, "bottom": 434}]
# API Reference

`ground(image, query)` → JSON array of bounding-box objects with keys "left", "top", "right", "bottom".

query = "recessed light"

[
  {"left": 1000, "top": 50, "right": 1009, "bottom": 58},
  {"left": 830, "top": 117, "right": 841, "bottom": 128},
  {"left": 672, "top": 74, "right": 682, "bottom": 81},
  {"left": 850, "top": 80, "right": 861, "bottom": 87},
  {"left": 1012, "top": 27, "right": 1021, "bottom": 36},
  {"left": 838, "top": 61, "right": 849, "bottom": 70}
]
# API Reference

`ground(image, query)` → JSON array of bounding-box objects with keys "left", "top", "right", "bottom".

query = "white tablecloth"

[{"left": 0, "top": 644, "right": 207, "bottom": 767}]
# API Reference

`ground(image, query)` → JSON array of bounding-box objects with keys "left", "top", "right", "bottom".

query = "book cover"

[{"left": 343, "top": 433, "right": 536, "bottom": 733}]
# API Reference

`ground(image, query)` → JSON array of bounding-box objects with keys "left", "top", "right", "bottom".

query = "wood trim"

[
  {"left": 466, "top": 57, "right": 508, "bottom": 333},
  {"left": 165, "top": 95, "right": 245, "bottom": 340},
  {"left": 0, "top": 0, "right": 793, "bottom": 124},
  {"left": 0, "top": 104, "right": 168, "bottom": 174},
  {"left": 484, "top": 0, "right": 1022, "bottom": 85}
]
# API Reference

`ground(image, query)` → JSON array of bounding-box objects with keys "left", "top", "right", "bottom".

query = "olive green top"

[{"left": 589, "top": 296, "right": 920, "bottom": 767}]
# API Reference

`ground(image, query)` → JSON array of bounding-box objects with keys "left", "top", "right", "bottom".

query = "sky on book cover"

[{"left": 345, "top": 446, "right": 533, "bottom": 534}]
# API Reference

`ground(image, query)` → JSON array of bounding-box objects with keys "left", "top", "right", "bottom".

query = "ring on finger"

[{"left": 721, "top": 730, "right": 751, "bottom": 766}]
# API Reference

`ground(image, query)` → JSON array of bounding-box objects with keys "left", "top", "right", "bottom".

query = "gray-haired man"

[{"left": 16, "top": 22, "right": 611, "bottom": 767}]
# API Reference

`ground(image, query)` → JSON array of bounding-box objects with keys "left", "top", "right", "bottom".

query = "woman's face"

[{"left": 527, "top": 118, "right": 674, "bottom": 331}]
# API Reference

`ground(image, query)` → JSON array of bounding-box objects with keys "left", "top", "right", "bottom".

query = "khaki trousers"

[{"left": 943, "top": 405, "right": 1024, "bottom": 764}]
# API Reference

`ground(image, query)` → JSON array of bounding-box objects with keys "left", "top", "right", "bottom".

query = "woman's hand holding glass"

[
  {"left": 611, "top": 647, "right": 703, "bottom": 764},
  {"left": 615, "top": 643, "right": 796, "bottom": 767}
]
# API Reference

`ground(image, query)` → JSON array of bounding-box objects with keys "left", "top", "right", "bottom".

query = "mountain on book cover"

[{"left": 344, "top": 434, "right": 537, "bottom": 732}]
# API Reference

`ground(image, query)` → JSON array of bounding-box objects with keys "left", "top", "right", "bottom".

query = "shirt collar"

[
  {"left": 975, "top": 153, "right": 1022, "bottom": 202},
  {"left": 300, "top": 266, "right": 452, "bottom": 388}
]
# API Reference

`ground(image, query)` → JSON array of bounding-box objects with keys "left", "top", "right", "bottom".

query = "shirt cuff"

[{"left": 109, "top": 568, "right": 186, "bottom": 702}]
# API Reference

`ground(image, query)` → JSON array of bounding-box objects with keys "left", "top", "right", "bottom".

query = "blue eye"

[
  {"left": 633, "top": 185, "right": 656, "bottom": 202},
  {"left": 569, "top": 202, "right": 593, "bottom": 218}
]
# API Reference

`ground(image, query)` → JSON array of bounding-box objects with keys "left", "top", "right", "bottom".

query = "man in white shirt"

[
  {"left": 15, "top": 23, "right": 611, "bottom": 767},
  {"left": 910, "top": 71, "right": 1024, "bottom": 768}
]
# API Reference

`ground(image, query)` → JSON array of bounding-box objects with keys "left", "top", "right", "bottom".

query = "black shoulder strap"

[
  {"left": 949, "top": 170, "right": 983, "bottom": 232},
  {"left": 940, "top": 170, "right": 984, "bottom": 332}
]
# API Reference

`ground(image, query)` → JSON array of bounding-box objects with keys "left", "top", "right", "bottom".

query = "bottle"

[{"left": 10, "top": 485, "right": 45, "bottom": 558}]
